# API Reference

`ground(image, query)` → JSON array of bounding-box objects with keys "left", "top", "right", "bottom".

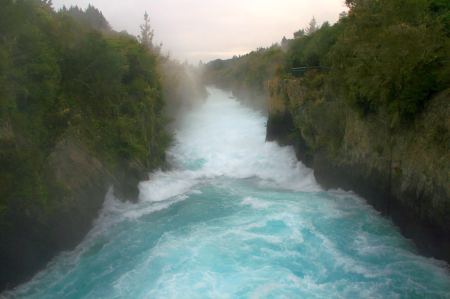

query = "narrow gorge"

[
  {"left": 4, "top": 89, "right": 450, "bottom": 298},
  {"left": 1, "top": 0, "right": 449, "bottom": 298}
]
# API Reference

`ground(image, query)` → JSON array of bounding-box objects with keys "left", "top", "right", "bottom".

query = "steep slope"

[
  {"left": 267, "top": 77, "right": 450, "bottom": 261},
  {"left": 0, "top": 1, "right": 169, "bottom": 290}
]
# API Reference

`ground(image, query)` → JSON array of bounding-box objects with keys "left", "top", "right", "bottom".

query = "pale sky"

[{"left": 52, "top": 0, "right": 347, "bottom": 63}]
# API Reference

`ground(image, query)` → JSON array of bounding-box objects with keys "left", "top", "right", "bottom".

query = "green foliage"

[
  {"left": 209, "top": 0, "right": 448, "bottom": 125},
  {"left": 286, "top": 22, "right": 342, "bottom": 69},
  {"left": 330, "top": 0, "right": 449, "bottom": 123},
  {"left": 204, "top": 45, "right": 284, "bottom": 95},
  {"left": 138, "top": 12, "right": 155, "bottom": 51},
  {"left": 270, "top": 0, "right": 449, "bottom": 125},
  {"left": 0, "top": 0, "right": 168, "bottom": 226},
  {"left": 60, "top": 4, "right": 111, "bottom": 31}
]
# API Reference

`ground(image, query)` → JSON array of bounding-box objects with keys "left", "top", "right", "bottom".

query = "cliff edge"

[{"left": 267, "top": 77, "right": 450, "bottom": 262}]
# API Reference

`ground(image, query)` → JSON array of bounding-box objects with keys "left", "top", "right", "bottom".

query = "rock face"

[
  {"left": 0, "top": 137, "right": 145, "bottom": 291},
  {"left": 267, "top": 78, "right": 450, "bottom": 262}
]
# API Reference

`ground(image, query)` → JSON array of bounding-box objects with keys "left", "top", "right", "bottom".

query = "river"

[{"left": 5, "top": 88, "right": 450, "bottom": 298}]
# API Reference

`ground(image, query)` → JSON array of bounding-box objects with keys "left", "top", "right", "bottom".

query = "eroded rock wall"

[{"left": 267, "top": 78, "right": 450, "bottom": 262}]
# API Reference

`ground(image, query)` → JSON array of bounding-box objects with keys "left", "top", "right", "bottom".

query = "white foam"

[
  {"left": 138, "top": 170, "right": 199, "bottom": 202},
  {"left": 241, "top": 197, "right": 270, "bottom": 209},
  {"left": 137, "top": 87, "right": 320, "bottom": 206},
  {"left": 6, "top": 88, "right": 450, "bottom": 299}
]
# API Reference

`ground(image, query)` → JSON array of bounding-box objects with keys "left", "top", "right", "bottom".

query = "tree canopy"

[{"left": 0, "top": 0, "right": 169, "bottom": 229}]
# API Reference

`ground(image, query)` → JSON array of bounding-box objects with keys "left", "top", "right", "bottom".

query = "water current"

[{"left": 5, "top": 88, "right": 450, "bottom": 299}]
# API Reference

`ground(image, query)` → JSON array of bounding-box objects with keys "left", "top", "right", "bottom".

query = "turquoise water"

[{"left": 5, "top": 88, "right": 450, "bottom": 298}]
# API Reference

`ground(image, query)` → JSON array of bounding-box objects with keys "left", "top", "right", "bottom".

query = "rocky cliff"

[
  {"left": 0, "top": 134, "right": 154, "bottom": 290},
  {"left": 0, "top": 1, "right": 169, "bottom": 290},
  {"left": 267, "top": 77, "right": 450, "bottom": 262}
]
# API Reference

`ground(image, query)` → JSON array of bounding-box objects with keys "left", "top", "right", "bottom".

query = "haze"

[{"left": 53, "top": 0, "right": 347, "bottom": 63}]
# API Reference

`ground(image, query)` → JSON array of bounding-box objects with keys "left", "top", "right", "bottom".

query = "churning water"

[{"left": 5, "top": 88, "right": 450, "bottom": 298}]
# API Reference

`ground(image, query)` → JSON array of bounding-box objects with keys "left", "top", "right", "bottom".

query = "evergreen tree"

[
  {"left": 138, "top": 12, "right": 155, "bottom": 50},
  {"left": 293, "top": 29, "right": 305, "bottom": 39},
  {"left": 61, "top": 5, "right": 111, "bottom": 31},
  {"left": 306, "top": 17, "right": 318, "bottom": 35}
]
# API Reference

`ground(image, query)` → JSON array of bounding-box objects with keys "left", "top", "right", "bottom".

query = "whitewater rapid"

[{"left": 4, "top": 88, "right": 450, "bottom": 299}]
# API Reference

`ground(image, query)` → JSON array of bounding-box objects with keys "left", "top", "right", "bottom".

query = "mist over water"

[{"left": 5, "top": 88, "right": 450, "bottom": 298}]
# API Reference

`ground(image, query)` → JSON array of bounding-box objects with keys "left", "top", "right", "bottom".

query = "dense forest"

[
  {"left": 204, "top": 0, "right": 450, "bottom": 261},
  {"left": 205, "top": 0, "right": 450, "bottom": 121},
  {"left": 0, "top": 0, "right": 173, "bottom": 289},
  {"left": 1, "top": 0, "right": 449, "bottom": 293},
  {"left": 204, "top": 46, "right": 284, "bottom": 110}
]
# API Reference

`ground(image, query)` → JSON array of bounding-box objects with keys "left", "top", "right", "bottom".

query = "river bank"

[
  {"left": 4, "top": 88, "right": 450, "bottom": 298},
  {"left": 266, "top": 78, "right": 450, "bottom": 263},
  {"left": 0, "top": 1, "right": 169, "bottom": 291}
]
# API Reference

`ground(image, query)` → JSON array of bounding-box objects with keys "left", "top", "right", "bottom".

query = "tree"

[
  {"left": 306, "top": 17, "right": 318, "bottom": 35},
  {"left": 85, "top": 4, "right": 111, "bottom": 31},
  {"left": 330, "top": 0, "right": 449, "bottom": 121},
  {"left": 138, "top": 12, "right": 155, "bottom": 50},
  {"left": 281, "top": 36, "right": 289, "bottom": 50},
  {"left": 61, "top": 5, "right": 111, "bottom": 31},
  {"left": 293, "top": 29, "right": 305, "bottom": 39}
]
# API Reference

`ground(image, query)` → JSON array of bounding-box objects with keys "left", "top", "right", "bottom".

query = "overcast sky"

[{"left": 53, "top": 0, "right": 347, "bottom": 63}]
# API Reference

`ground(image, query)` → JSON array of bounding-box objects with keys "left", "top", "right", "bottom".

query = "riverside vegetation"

[
  {"left": 203, "top": 0, "right": 450, "bottom": 261},
  {"left": 1, "top": 0, "right": 449, "bottom": 293},
  {"left": 0, "top": 0, "right": 207, "bottom": 290}
]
